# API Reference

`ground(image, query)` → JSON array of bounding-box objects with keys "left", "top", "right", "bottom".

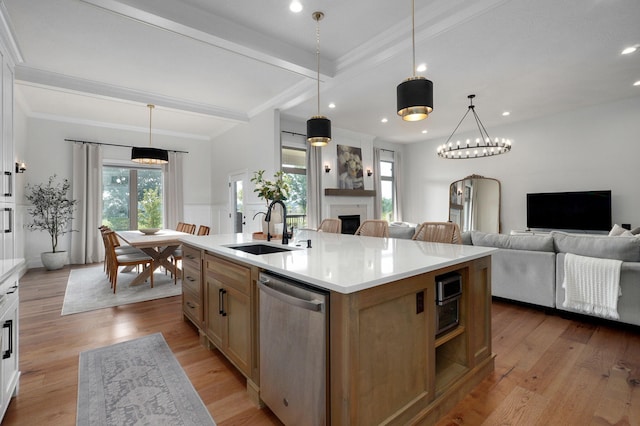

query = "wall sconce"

[
  {"left": 324, "top": 164, "right": 331, "bottom": 173},
  {"left": 15, "top": 161, "right": 26, "bottom": 173},
  {"left": 367, "top": 169, "right": 372, "bottom": 177}
]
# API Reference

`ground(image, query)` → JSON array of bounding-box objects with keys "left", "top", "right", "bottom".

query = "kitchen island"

[{"left": 180, "top": 231, "right": 496, "bottom": 425}]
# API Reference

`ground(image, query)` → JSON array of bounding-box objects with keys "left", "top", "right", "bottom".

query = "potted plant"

[
  {"left": 25, "top": 175, "right": 78, "bottom": 270},
  {"left": 250, "top": 170, "right": 291, "bottom": 203},
  {"left": 250, "top": 170, "right": 291, "bottom": 236}
]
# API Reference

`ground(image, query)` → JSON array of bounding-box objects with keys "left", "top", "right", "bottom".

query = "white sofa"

[{"left": 465, "top": 230, "right": 640, "bottom": 327}]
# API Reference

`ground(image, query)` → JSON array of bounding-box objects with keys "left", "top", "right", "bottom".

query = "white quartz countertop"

[
  {"left": 180, "top": 232, "right": 495, "bottom": 294},
  {"left": 0, "top": 258, "right": 25, "bottom": 285}
]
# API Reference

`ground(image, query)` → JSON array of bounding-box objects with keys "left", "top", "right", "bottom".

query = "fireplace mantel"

[{"left": 324, "top": 189, "right": 376, "bottom": 197}]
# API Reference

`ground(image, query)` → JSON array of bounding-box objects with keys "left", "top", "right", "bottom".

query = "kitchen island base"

[
  {"left": 329, "top": 256, "right": 493, "bottom": 425},
  {"left": 180, "top": 235, "right": 495, "bottom": 425}
]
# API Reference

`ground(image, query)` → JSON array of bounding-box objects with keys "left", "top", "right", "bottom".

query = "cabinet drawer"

[
  {"left": 183, "top": 290, "right": 203, "bottom": 324},
  {"left": 205, "top": 254, "right": 250, "bottom": 295},
  {"left": 182, "top": 245, "right": 202, "bottom": 271},
  {"left": 182, "top": 265, "right": 201, "bottom": 297}
]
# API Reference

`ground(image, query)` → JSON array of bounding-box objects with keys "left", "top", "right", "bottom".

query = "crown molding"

[
  {"left": 30, "top": 110, "right": 211, "bottom": 141},
  {"left": 15, "top": 65, "right": 249, "bottom": 123},
  {"left": 0, "top": 1, "right": 24, "bottom": 65}
]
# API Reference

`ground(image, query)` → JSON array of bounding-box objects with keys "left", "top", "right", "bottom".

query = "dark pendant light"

[
  {"left": 307, "top": 11, "right": 331, "bottom": 147},
  {"left": 397, "top": 0, "right": 433, "bottom": 121},
  {"left": 131, "top": 104, "right": 169, "bottom": 164}
]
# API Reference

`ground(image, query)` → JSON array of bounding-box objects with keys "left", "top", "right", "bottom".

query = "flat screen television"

[{"left": 526, "top": 190, "right": 612, "bottom": 231}]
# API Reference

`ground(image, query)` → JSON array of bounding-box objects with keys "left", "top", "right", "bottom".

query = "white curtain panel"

[
  {"left": 306, "top": 145, "right": 322, "bottom": 228},
  {"left": 163, "top": 151, "right": 184, "bottom": 229},
  {"left": 393, "top": 150, "right": 403, "bottom": 222},
  {"left": 70, "top": 142, "right": 104, "bottom": 264},
  {"left": 373, "top": 148, "right": 382, "bottom": 219}
]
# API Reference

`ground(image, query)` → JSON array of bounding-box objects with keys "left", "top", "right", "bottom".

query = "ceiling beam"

[{"left": 79, "top": 0, "right": 327, "bottom": 79}]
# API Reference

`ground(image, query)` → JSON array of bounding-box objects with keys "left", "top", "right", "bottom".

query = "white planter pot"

[{"left": 41, "top": 251, "right": 67, "bottom": 270}]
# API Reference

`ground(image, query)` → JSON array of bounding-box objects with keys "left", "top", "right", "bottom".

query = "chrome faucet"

[{"left": 265, "top": 199, "right": 288, "bottom": 244}]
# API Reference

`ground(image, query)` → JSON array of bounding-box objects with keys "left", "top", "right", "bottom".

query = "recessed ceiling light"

[
  {"left": 634, "top": 80, "right": 640, "bottom": 86},
  {"left": 289, "top": 1, "right": 302, "bottom": 13},
  {"left": 502, "top": 111, "right": 510, "bottom": 116},
  {"left": 421, "top": 130, "right": 428, "bottom": 134},
  {"left": 328, "top": 102, "right": 336, "bottom": 109},
  {"left": 416, "top": 63, "right": 427, "bottom": 73},
  {"left": 621, "top": 46, "right": 637, "bottom": 55},
  {"left": 381, "top": 118, "right": 388, "bottom": 123}
]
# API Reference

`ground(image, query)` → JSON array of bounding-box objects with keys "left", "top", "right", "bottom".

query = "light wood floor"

[{"left": 3, "top": 265, "right": 640, "bottom": 425}]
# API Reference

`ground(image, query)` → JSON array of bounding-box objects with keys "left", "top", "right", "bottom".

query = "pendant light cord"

[
  {"left": 444, "top": 95, "right": 493, "bottom": 145},
  {"left": 411, "top": 0, "right": 416, "bottom": 77},
  {"left": 148, "top": 104, "right": 154, "bottom": 147},
  {"left": 315, "top": 13, "right": 321, "bottom": 115}
]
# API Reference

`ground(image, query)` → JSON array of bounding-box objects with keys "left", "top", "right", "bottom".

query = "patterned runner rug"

[
  {"left": 62, "top": 265, "right": 182, "bottom": 315},
  {"left": 77, "top": 333, "right": 216, "bottom": 426}
]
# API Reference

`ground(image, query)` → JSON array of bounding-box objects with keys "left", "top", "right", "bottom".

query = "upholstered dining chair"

[
  {"left": 412, "top": 222, "right": 462, "bottom": 244},
  {"left": 318, "top": 218, "right": 342, "bottom": 234},
  {"left": 103, "top": 230, "right": 154, "bottom": 293},
  {"left": 99, "top": 226, "right": 141, "bottom": 275},
  {"left": 354, "top": 220, "right": 389, "bottom": 238}
]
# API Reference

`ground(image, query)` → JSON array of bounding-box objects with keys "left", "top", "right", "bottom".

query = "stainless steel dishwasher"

[{"left": 259, "top": 272, "right": 328, "bottom": 426}]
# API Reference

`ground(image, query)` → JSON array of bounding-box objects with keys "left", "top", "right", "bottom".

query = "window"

[
  {"left": 380, "top": 159, "right": 394, "bottom": 222},
  {"left": 102, "top": 165, "right": 163, "bottom": 230},
  {"left": 281, "top": 146, "right": 307, "bottom": 229}
]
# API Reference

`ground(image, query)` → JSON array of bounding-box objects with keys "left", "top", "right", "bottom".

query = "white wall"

[
  {"left": 403, "top": 96, "right": 640, "bottom": 233},
  {"left": 19, "top": 112, "right": 213, "bottom": 267},
  {"left": 280, "top": 116, "right": 405, "bottom": 222},
  {"left": 13, "top": 99, "right": 29, "bottom": 262},
  {"left": 208, "top": 109, "right": 280, "bottom": 234}
]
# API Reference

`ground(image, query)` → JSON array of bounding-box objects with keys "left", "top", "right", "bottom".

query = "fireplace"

[{"left": 339, "top": 215, "right": 360, "bottom": 234}]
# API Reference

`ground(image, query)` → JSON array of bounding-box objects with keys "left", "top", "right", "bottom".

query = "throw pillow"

[
  {"left": 631, "top": 226, "right": 640, "bottom": 235},
  {"left": 608, "top": 224, "right": 626, "bottom": 236},
  {"left": 552, "top": 231, "right": 640, "bottom": 262},
  {"left": 470, "top": 231, "right": 554, "bottom": 252}
]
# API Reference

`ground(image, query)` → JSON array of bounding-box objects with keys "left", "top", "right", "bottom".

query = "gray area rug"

[
  {"left": 62, "top": 265, "right": 182, "bottom": 315},
  {"left": 77, "top": 333, "right": 216, "bottom": 426}
]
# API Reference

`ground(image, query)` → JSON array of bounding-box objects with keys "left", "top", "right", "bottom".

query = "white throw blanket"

[{"left": 562, "top": 253, "right": 622, "bottom": 320}]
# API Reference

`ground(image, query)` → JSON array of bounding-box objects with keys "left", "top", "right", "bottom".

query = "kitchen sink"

[{"left": 225, "top": 243, "right": 294, "bottom": 255}]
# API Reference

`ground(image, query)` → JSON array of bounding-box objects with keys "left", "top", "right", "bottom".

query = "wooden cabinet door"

[
  {"left": 223, "top": 285, "right": 251, "bottom": 377},
  {"left": 205, "top": 276, "right": 223, "bottom": 349},
  {"left": 467, "top": 257, "right": 491, "bottom": 365}
]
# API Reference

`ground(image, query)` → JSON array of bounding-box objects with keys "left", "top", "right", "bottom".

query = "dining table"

[{"left": 116, "top": 229, "right": 191, "bottom": 286}]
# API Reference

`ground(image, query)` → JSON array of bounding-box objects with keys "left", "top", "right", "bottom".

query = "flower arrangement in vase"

[{"left": 250, "top": 170, "right": 291, "bottom": 237}]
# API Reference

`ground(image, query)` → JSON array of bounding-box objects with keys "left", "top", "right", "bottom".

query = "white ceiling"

[{"left": 3, "top": 0, "right": 640, "bottom": 145}]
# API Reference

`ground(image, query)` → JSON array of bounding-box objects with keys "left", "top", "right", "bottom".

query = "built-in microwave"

[
  {"left": 435, "top": 272, "right": 462, "bottom": 335},
  {"left": 436, "top": 272, "right": 462, "bottom": 305}
]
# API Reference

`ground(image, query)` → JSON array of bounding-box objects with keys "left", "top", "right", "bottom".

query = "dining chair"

[
  {"left": 103, "top": 230, "right": 154, "bottom": 293},
  {"left": 99, "top": 226, "right": 141, "bottom": 276},
  {"left": 182, "top": 223, "right": 196, "bottom": 234},
  {"left": 354, "top": 220, "right": 389, "bottom": 238},
  {"left": 197, "top": 225, "right": 211, "bottom": 235},
  {"left": 318, "top": 218, "right": 342, "bottom": 234},
  {"left": 412, "top": 222, "right": 462, "bottom": 244},
  {"left": 170, "top": 224, "right": 207, "bottom": 284}
]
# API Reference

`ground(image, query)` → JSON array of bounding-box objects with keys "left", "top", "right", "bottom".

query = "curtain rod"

[
  {"left": 281, "top": 130, "right": 306, "bottom": 137},
  {"left": 64, "top": 138, "right": 189, "bottom": 154}
]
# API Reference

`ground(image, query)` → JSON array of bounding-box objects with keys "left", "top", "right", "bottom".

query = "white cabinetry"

[
  {"left": 0, "top": 16, "right": 18, "bottom": 423},
  {"left": 0, "top": 269, "right": 18, "bottom": 421},
  {"left": 0, "top": 30, "right": 14, "bottom": 262}
]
